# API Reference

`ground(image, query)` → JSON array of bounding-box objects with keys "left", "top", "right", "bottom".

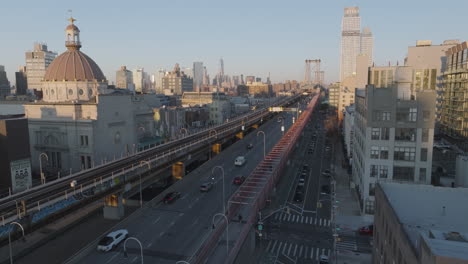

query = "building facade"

[
  {"left": 162, "top": 64, "right": 193, "bottom": 95},
  {"left": 343, "top": 105, "right": 355, "bottom": 159},
  {"left": 246, "top": 82, "right": 272, "bottom": 97},
  {"left": 24, "top": 17, "right": 155, "bottom": 175},
  {"left": 340, "top": 7, "right": 361, "bottom": 81},
  {"left": 116, "top": 66, "right": 135, "bottom": 92},
  {"left": 25, "top": 43, "right": 57, "bottom": 95},
  {"left": 352, "top": 68, "right": 436, "bottom": 214},
  {"left": 360, "top": 27, "right": 373, "bottom": 67},
  {"left": 0, "top": 65, "right": 10, "bottom": 97},
  {"left": 374, "top": 182, "right": 468, "bottom": 264},
  {"left": 328, "top": 83, "right": 340, "bottom": 109},
  {"left": 15, "top": 66, "right": 28, "bottom": 95},
  {"left": 440, "top": 41, "right": 468, "bottom": 149},
  {"left": 193, "top": 62, "right": 204, "bottom": 92},
  {"left": 0, "top": 115, "right": 32, "bottom": 193}
]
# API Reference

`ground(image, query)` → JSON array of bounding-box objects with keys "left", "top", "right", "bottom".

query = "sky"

[{"left": 1, "top": 0, "right": 467, "bottom": 85}]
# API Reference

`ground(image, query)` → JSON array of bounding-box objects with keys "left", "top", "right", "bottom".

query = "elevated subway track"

[{"left": 0, "top": 95, "right": 301, "bottom": 231}]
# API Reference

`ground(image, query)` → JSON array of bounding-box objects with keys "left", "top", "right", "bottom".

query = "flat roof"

[{"left": 380, "top": 182, "right": 468, "bottom": 260}]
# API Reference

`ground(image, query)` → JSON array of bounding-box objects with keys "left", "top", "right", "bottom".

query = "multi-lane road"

[{"left": 72, "top": 111, "right": 297, "bottom": 263}]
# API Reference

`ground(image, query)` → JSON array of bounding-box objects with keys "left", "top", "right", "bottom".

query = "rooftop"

[{"left": 380, "top": 182, "right": 468, "bottom": 260}]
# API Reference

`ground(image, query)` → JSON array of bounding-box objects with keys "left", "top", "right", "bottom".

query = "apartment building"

[{"left": 352, "top": 67, "right": 436, "bottom": 214}]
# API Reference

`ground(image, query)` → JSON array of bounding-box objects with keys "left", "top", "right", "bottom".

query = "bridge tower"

[{"left": 304, "top": 59, "right": 322, "bottom": 87}]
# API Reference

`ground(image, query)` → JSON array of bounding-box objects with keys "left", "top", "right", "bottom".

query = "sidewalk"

[{"left": 331, "top": 134, "right": 373, "bottom": 264}]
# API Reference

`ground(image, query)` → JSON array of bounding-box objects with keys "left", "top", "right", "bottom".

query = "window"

[
  {"left": 381, "top": 127, "right": 390, "bottom": 140},
  {"left": 420, "top": 148, "right": 428, "bottom": 162},
  {"left": 419, "top": 168, "right": 427, "bottom": 182},
  {"left": 409, "top": 108, "right": 417, "bottom": 122},
  {"left": 370, "top": 165, "right": 378, "bottom": 177},
  {"left": 369, "top": 183, "right": 376, "bottom": 196},
  {"left": 395, "top": 128, "right": 416, "bottom": 141},
  {"left": 380, "top": 147, "right": 389, "bottom": 159},
  {"left": 422, "top": 129, "right": 429, "bottom": 142},
  {"left": 393, "top": 166, "right": 415, "bottom": 182},
  {"left": 371, "top": 128, "right": 380, "bottom": 140},
  {"left": 87, "top": 156, "right": 92, "bottom": 169},
  {"left": 80, "top": 156, "right": 85, "bottom": 169},
  {"left": 80, "top": 135, "right": 89, "bottom": 146},
  {"left": 373, "top": 111, "right": 382, "bottom": 121},
  {"left": 371, "top": 146, "right": 380, "bottom": 159},
  {"left": 382, "top": 112, "right": 390, "bottom": 121},
  {"left": 379, "top": 166, "right": 388, "bottom": 178},
  {"left": 394, "top": 147, "right": 416, "bottom": 161}
]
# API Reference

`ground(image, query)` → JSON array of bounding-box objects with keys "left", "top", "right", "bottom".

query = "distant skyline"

[{"left": 1, "top": 0, "right": 467, "bottom": 86}]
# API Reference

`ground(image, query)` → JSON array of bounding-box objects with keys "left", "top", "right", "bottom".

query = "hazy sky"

[{"left": 1, "top": 0, "right": 467, "bottom": 85}]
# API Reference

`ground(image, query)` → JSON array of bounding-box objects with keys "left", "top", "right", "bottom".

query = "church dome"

[
  {"left": 43, "top": 50, "right": 106, "bottom": 82},
  {"left": 43, "top": 16, "right": 106, "bottom": 82}
]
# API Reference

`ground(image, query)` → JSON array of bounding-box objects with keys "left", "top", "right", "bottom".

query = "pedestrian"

[{"left": 238, "top": 214, "right": 243, "bottom": 222}]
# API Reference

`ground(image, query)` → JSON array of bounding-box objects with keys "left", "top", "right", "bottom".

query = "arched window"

[{"left": 67, "top": 34, "right": 72, "bottom": 41}]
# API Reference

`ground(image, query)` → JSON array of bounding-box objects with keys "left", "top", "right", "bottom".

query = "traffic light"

[{"left": 257, "top": 221, "right": 263, "bottom": 231}]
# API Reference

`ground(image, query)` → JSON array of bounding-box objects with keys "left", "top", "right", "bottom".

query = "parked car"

[
  {"left": 97, "top": 229, "right": 129, "bottom": 252},
  {"left": 162, "top": 191, "right": 181, "bottom": 204},
  {"left": 359, "top": 225, "right": 374, "bottom": 235},
  {"left": 319, "top": 254, "right": 329, "bottom": 263},
  {"left": 246, "top": 143, "right": 254, "bottom": 149},
  {"left": 321, "top": 185, "right": 331, "bottom": 194},
  {"left": 200, "top": 182, "right": 213, "bottom": 192},
  {"left": 233, "top": 176, "right": 246, "bottom": 185},
  {"left": 293, "top": 192, "right": 303, "bottom": 202}
]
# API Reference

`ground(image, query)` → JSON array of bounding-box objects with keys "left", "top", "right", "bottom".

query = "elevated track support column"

[
  {"left": 172, "top": 162, "right": 185, "bottom": 180},
  {"left": 103, "top": 194, "right": 124, "bottom": 220}
]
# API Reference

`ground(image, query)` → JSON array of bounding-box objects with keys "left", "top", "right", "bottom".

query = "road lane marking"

[
  {"left": 310, "top": 246, "right": 314, "bottom": 259},
  {"left": 170, "top": 221, "right": 175, "bottom": 226},
  {"left": 287, "top": 243, "right": 292, "bottom": 255},
  {"left": 293, "top": 244, "right": 297, "bottom": 256},
  {"left": 152, "top": 217, "right": 161, "bottom": 224},
  {"left": 291, "top": 215, "right": 296, "bottom": 222},
  {"left": 104, "top": 252, "right": 120, "bottom": 264},
  {"left": 178, "top": 213, "right": 184, "bottom": 217},
  {"left": 277, "top": 241, "right": 283, "bottom": 253},
  {"left": 132, "top": 256, "right": 138, "bottom": 262},
  {"left": 328, "top": 249, "right": 331, "bottom": 256},
  {"left": 315, "top": 248, "right": 320, "bottom": 260},
  {"left": 298, "top": 245, "right": 303, "bottom": 258},
  {"left": 282, "top": 242, "right": 288, "bottom": 255},
  {"left": 282, "top": 214, "right": 288, "bottom": 221},
  {"left": 147, "top": 242, "right": 153, "bottom": 247},
  {"left": 271, "top": 240, "right": 279, "bottom": 252},
  {"left": 159, "top": 231, "right": 164, "bottom": 237},
  {"left": 266, "top": 240, "right": 272, "bottom": 251},
  {"left": 181, "top": 194, "right": 188, "bottom": 200},
  {"left": 314, "top": 217, "right": 318, "bottom": 225}
]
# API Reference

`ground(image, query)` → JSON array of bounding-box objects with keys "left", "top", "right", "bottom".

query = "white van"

[{"left": 234, "top": 156, "right": 246, "bottom": 166}]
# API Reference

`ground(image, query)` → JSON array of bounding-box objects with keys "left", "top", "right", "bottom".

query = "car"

[
  {"left": 162, "top": 191, "right": 181, "bottom": 204},
  {"left": 321, "top": 185, "right": 331, "bottom": 194},
  {"left": 234, "top": 156, "right": 246, "bottom": 166},
  {"left": 293, "top": 191, "right": 303, "bottom": 202},
  {"left": 296, "top": 185, "right": 304, "bottom": 191},
  {"left": 359, "top": 225, "right": 374, "bottom": 235},
  {"left": 298, "top": 178, "right": 305, "bottom": 186},
  {"left": 246, "top": 143, "right": 254, "bottom": 149},
  {"left": 97, "top": 229, "right": 129, "bottom": 252},
  {"left": 233, "top": 176, "right": 246, "bottom": 185},
  {"left": 319, "top": 254, "right": 329, "bottom": 263},
  {"left": 302, "top": 164, "right": 309, "bottom": 170},
  {"left": 200, "top": 182, "right": 213, "bottom": 192}
]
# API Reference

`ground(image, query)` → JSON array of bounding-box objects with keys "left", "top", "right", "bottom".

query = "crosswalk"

[
  {"left": 265, "top": 240, "right": 331, "bottom": 260},
  {"left": 336, "top": 230, "right": 358, "bottom": 252},
  {"left": 273, "top": 212, "right": 331, "bottom": 227}
]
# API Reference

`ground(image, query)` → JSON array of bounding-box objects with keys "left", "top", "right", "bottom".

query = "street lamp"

[
  {"left": 180, "top": 128, "right": 188, "bottom": 138},
  {"left": 139, "top": 161, "right": 151, "bottom": 208},
  {"left": 212, "top": 213, "right": 229, "bottom": 258},
  {"left": 211, "top": 166, "right": 225, "bottom": 214},
  {"left": 8, "top": 221, "right": 25, "bottom": 264},
  {"left": 123, "top": 237, "right": 144, "bottom": 264},
  {"left": 39, "top": 153, "right": 48, "bottom": 185},
  {"left": 257, "top": 131, "right": 266, "bottom": 158}
]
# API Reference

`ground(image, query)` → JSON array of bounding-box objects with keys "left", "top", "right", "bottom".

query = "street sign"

[{"left": 269, "top": 107, "right": 283, "bottom": 112}]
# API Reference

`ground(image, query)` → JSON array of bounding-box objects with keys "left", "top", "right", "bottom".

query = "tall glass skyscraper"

[
  {"left": 360, "top": 27, "right": 374, "bottom": 67},
  {"left": 193, "top": 62, "right": 204, "bottom": 92},
  {"left": 340, "top": 7, "right": 361, "bottom": 81}
]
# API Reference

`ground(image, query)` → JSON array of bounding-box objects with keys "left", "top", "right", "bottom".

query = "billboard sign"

[{"left": 10, "top": 158, "right": 32, "bottom": 193}]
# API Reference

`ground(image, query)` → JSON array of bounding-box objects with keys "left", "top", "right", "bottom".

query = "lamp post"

[
  {"left": 211, "top": 166, "right": 225, "bottom": 214},
  {"left": 8, "top": 221, "right": 25, "bottom": 264},
  {"left": 257, "top": 131, "right": 266, "bottom": 158},
  {"left": 212, "top": 213, "right": 229, "bottom": 258},
  {"left": 123, "top": 237, "right": 144, "bottom": 264},
  {"left": 39, "top": 153, "right": 48, "bottom": 185},
  {"left": 139, "top": 161, "right": 151, "bottom": 208},
  {"left": 180, "top": 128, "right": 188, "bottom": 138}
]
